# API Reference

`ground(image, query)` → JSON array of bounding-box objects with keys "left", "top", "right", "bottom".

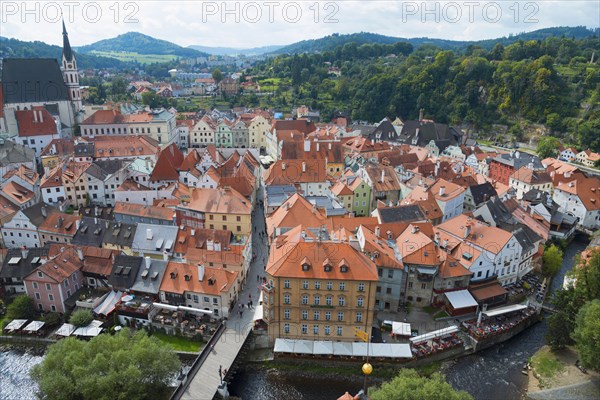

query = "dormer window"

[
  {"left": 340, "top": 265, "right": 348, "bottom": 273},
  {"left": 302, "top": 264, "right": 310, "bottom": 272},
  {"left": 184, "top": 274, "right": 191, "bottom": 281},
  {"left": 170, "top": 272, "right": 177, "bottom": 279},
  {"left": 324, "top": 264, "right": 331, "bottom": 272},
  {"left": 37, "top": 271, "right": 43, "bottom": 278},
  {"left": 208, "top": 278, "right": 215, "bottom": 286}
]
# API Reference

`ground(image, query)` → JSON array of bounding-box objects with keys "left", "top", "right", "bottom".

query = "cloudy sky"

[{"left": 2, "top": 1, "right": 599, "bottom": 48}]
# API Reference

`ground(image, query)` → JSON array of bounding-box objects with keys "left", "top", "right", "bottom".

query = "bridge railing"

[{"left": 169, "top": 321, "right": 226, "bottom": 400}]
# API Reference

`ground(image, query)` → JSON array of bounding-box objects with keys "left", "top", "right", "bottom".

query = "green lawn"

[
  {"left": 152, "top": 332, "right": 203, "bottom": 353},
  {"left": 531, "top": 347, "right": 565, "bottom": 378},
  {"left": 433, "top": 310, "right": 449, "bottom": 319},
  {"left": 90, "top": 51, "right": 178, "bottom": 64}
]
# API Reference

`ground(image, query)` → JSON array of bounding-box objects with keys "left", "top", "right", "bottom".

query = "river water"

[{"left": 0, "top": 237, "right": 588, "bottom": 400}]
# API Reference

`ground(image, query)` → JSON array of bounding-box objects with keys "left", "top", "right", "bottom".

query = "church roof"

[
  {"left": 62, "top": 20, "right": 74, "bottom": 62},
  {"left": 1, "top": 59, "right": 69, "bottom": 104}
]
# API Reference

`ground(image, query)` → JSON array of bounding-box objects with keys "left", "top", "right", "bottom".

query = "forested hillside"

[
  {"left": 0, "top": 37, "right": 127, "bottom": 69},
  {"left": 246, "top": 36, "right": 600, "bottom": 151}
]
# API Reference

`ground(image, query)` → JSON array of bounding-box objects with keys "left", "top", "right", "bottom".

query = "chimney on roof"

[
  {"left": 328, "top": 143, "right": 332, "bottom": 150},
  {"left": 191, "top": 229, "right": 196, "bottom": 236},
  {"left": 163, "top": 250, "right": 169, "bottom": 261},
  {"left": 464, "top": 223, "right": 471, "bottom": 239},
  {"left": 375, "top": 226, "right": 381, "bottom": 237},
  {"left": 146, "top": 228, "right": 153, "bottom": 240},
  {"left": 282, "top": 162, "right": 286, "bottom": 170},
  {"left": 39, "top": 110, "right": 44, "bottom": 123},
  {"left": 565, "top": 171, "right": 571, "bottom": 178},
  {"left": 381, "top": 169, "right": 385, "bottom": 182},
  {"left": 316, "top": 143, "right": 320, "bottom": 152},
  {"left": 145, "top": 256, "right": 151, "bottom": 269},
  {"left": 304, "top": 140, "right": 310, "bottom": 152},
  {"left": 76, "top": 248, "right": 84, "bottom": 261},
  {"left": 75, "top": 219, "right": 80, "bottom": 231},
  {"left": 197, "top": 264, "right": 205, "bottom": 281},
  {"left": 33, "top": 110, "right": 38, "bottom": 123},
  {"left": 21, "top": 246, "right": 29, "bottom": 259},
  {"left": 439, "top": 186, "right": 446, "bottom": 196},
  {"left": 302, "top": 162, "right": 306, "bottom": 173},
  {"left": 411, "top": 225, "right": 419, "bottom": 234},
  {"left": 41, "top": 207, "right": 47, "bottom": 217}
]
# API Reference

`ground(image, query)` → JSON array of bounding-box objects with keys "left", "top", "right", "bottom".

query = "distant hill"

[
  {"left": 188, "top": 44, "right": 284, "bottom": 56},
  {"left": 0, "top": 37, "right": 128, "bottom": 69},
  {"left": 271, "top": 27, "right": 599, "bottom": 55},
  {"left": 271, "top": 32, "right": 402, "bottom": 54},
  {"left": 77, "top": 32, "right": 208, "bottom": 58}
]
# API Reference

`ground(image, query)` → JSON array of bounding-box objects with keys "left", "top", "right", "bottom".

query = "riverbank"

[{"left": 527, "top": 346, "right": 600, "bottom": 399}]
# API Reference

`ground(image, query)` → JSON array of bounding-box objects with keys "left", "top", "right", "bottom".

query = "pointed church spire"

[{"left": 62, "top": 19, "right": 73, "bottom": 62}]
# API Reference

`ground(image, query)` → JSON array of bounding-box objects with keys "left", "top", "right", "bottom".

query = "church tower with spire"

[{"left": 61, "top": 21, "right": 83, "bottom": 119}]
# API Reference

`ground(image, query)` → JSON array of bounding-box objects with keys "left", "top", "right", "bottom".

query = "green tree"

[
  {"left": 572, "top": 299, "right": 600, "bottom": 371},
  {"left": 537, "top": 136, "right": 562, "bottom": 159},
  {"left": 212, "top": 68, "right": 223, "bottom": 83},
  {"left": 5, "top": 295, "right": 35, "bottom": 321},
  {"left": 42, "top": 312, "right": 61, "bottom": 327},
  {"left": 546, "top": 311, "right": 574, "bottom": 350},
  {"left": 542, "top": 244, "right": 563, "bottom": 277},
  {"left": 573, "top": 248, "right": 600, "bottom": 301},
  {"left": 31, "top": 330, "right": 180, "bottom": 400},
  {"left": 69, "top": 309, "right": 93, "bottom": 328},
  {"left": 369, "top": 369, "right": 472, "bottom": 400}
]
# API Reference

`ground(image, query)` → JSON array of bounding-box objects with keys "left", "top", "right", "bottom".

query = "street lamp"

[{"left": 362, "top": 361, "right": 373, "bottom": 396}]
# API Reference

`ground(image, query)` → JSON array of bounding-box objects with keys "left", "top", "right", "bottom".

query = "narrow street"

[{"left": 181, "top": 179, "right": 269, "bottom": 400}]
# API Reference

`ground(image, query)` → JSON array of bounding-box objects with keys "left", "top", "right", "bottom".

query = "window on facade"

[
  {"left": 339, "top": 282, "right": 345, "bottom": 291},
  {"left": 284, "top": 324, "right": 290, "bottom": 333},
  {"left": 45, "top": 283, "right": 51, "bottom": 290},
  {"left": 325, "top": 311, "right": 331, "bottom": 321},
  {"left": 301, "top": 295, "right": 308, "bottom": 305},
  {"left": 302, "top": 280, "right": 309, "bottom": 289},
  {"left": 284, "top": 280, "right": 290, "bottom": 289},
  {"left": 358, "top": 283, "right": 365, "bottom": 292},
  {"left": 313, "top": 295, "right": 320, "bottom": 305},
  {"left": 356, "top": 312, "right": 363, "bottom": 322},
  {"left": 326, "top": 281, "right": 333, "bottom": 290},
  {"left": 302, "top": 310, "right": 308, "bottom": 320},
  {"left": 357, "top": 297, "right": 364, "bottom": 307},
  {"left": 314, "top": 311, "right": 320, "bottom": 320},
  {"left": 337, "top": 326, "right": 343, "bottom": 336},
  {"left": 283, "top": 294, "right": 290, "bottom": 304},
  {"left": 313, "top": 325, "right": 319, "bottom": 335},
  {"left": 314, "top": 281, "right": 321, "bottom": 290},
  {"left": 284, "top": 309, "right": 290, "bottom": 320},
  {"left": 301, "top": 324, "right": 308, "bottom": 334},
  {"left": 326, "top": 295, "right": 332, "bottom": 305}
]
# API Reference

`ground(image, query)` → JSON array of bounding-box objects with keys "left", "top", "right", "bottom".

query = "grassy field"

[
  {"left": 89, "top": 51, "right": 178, "bottom": 64},
  {"left": 152, "top": 332, "right": 203, "bottom": 353},
  {"left": 531, "top": 346, "right": 565, "bottom": 379}
]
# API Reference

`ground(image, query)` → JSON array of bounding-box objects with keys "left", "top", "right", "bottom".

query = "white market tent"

[
  {"left": 483, "top": 304, "right": 528, "bottom": 318},
  {"left": 410, "top": 326, "right": 459, "bottom": 343},
  {"left": 252, "top": 291, "right": 264, "bottom": 322},
  {"left": 352, "top": 342, "right": 373, "bottom": 357},
  {"left": 332, "top": 342, "right": 353, "bottom": 356},
  {"left": 73, "top": 320, "right": 104, "bottom": 337},
  {"left": 273, "top": 339, "right": 413, "bottom": 359},
  {"left": 55, "top": 323, "right": 76, "bottom": 337},
  {"left": 392, "top": 322, "right": 412, "bottom": 336},
  {"left": 4, "top": 319, "right": 28, "bottom": 332},
  {"left": 445, "top": 290, "right": 478, "bottom": 309},
  {"left": 94, "top": 291, "right": 123, "bottom": 316},
  {"left": 389, "top": 343, "right": 413, "bottom": 358},
  {"left": 22, "top": 321, "right": 45, "bottom": 332},
  {"left": 153, "top": 303, "right": 213, "bottom": 315},
  {"left": 293, "top": 340, "right": 314, "bottom": 354},
  {"left": 273, "top": 338, "right": 296, "bottom": 353},
  {"left": 313, "top": 341, "right": 334, "bottom": 355}
]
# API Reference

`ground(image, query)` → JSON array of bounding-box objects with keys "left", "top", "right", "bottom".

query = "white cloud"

[{"left": 1, "top": 1, "right": 598, "bottom": 48}]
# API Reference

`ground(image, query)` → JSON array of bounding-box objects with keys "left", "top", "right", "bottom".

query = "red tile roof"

[
  {"left": 15, "top": 107, "right": 57, "bottom": 137},
  {"left": 150, "top": 143, "right": 184, "bottom": 181}
]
